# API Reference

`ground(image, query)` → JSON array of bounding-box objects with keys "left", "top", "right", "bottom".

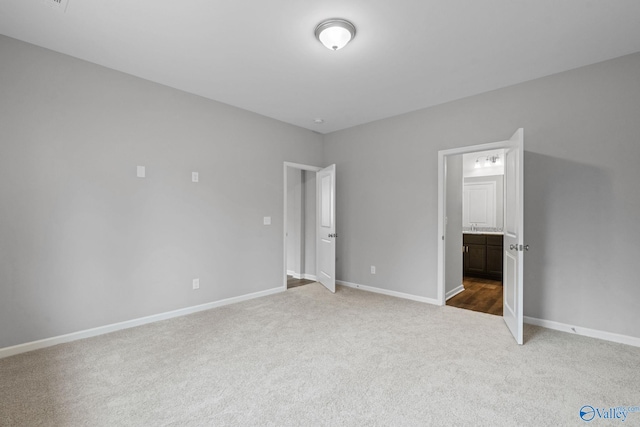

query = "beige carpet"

[{"left": 1, "top": 283, "right": 639, "bottom": 426}]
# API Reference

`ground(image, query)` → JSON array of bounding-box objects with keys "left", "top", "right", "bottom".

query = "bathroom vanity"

[{"left": 463, "top": 233, "right": 503, "bottom": 281}]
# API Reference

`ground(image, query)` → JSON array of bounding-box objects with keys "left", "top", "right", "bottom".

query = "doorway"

[
  {"left": 283, "top": 162, "right": 337, "bottom": 293},
  {"left": 437, "top": 129, "right": 525, "bottom": 344},
  {"left": 446, "top": 150, "right": 505, "bottom": 316},
  {"left": 283, "top": 163, "right": 320, "bottom": 290}
]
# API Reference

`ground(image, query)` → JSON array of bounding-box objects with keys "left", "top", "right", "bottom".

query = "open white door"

[
  {"left": 316, "top": 164, "right": 336, "bottom": 293},
  {"left": 503, "top": 128, "right": 524, "bottom": 344}
]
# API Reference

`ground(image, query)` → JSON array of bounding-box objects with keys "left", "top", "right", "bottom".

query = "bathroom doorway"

[
  {"left": 437, "top": 128, "right": 525, "bottom": 344},
  {"left": 284, "top": 164, "right": 319, "bottom": 289},
  {"left": 282, "top": 161, "right": 338, "bottom": 293},
  {"left": 446, "top": 150, "right": 505, "bottom": 316}
]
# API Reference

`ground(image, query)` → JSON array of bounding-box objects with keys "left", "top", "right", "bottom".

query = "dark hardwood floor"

[
  {"left": 446, "top": 276, "right": 503, "bottom": 316},
  {"left": 287, "top": 276, "right": 316, "bottom": 289}
]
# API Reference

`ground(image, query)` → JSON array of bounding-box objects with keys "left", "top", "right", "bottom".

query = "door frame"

[
  {"left": 283, "top": 162, "right": 322, "bottom": 290},
  {"left": 437, "top": 139, "right": 513, "bottom": 305}
]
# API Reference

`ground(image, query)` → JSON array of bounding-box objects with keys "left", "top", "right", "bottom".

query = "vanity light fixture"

[
  {"left": 475, "top": 155, "right": 501, "bottom": 168},
  {"left": 315, "top": 19, "right": 356, "bottom": 51}
]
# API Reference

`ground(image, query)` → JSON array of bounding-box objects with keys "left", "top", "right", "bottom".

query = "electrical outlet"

[
  {"left": 370, "top": 266, "right": 376, "bottom": 274},
  {"left": 192, "top": 278, "right": 200, "bottom": 290},
  {"left": 192, "top": 172, "right": 199, "bottom": 182}
]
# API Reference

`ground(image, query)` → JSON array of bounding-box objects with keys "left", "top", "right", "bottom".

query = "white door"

[
  {"left": 316, "top": 164, "right": 336, "bottom": 293},
  {"left": 503, "top": 128, "right": 524, "bottom": 344},
  {"left": 463, "top": 182, "right": 497, "bottom": 228}
]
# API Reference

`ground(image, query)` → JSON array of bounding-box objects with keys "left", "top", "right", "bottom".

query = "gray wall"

[
  {"left": 2, "top": 34, "right": 639, "bottom": 348},
  {"left": 0, "top": 36, "right": 323, "bottom": 348},
  {"left": 324, "top": 52, "right": 640, "bottom": 339},
  {"left": 464, "top": 175, "right": 504, "bottom": 229},
  {"left": 445, "top": 155, "right": 463, "bottom": 296}
]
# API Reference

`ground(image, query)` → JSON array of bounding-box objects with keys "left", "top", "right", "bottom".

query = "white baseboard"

[
  {"left": 446, "top": 284, "right": 465, "bottom": 301},
  {"left": 524, "top": 316, "right": 640, "bottom": 348},
  {"left": 337, "top": 280, "right": 440, "bottom": 305},
  {"left": 6, "top": 285, "right": 636, "bottom": 359},
  {"left": 287, "top": 271, "right": 317, "bottom": 281},
  {"left": 0, "top": 286, "right": 285, "bottom": 359},
  {"left": 337, "top": 281, "right": 639, "bottom": 348}
]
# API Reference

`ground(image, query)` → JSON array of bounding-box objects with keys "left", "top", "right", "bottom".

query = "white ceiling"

[{"left": 2, "top": 0, "right": 640, "bottom": 134}]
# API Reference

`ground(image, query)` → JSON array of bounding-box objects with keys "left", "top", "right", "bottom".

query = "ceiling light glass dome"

[{"left": 315, "top": 19, "right": 356, "bottom": 51}]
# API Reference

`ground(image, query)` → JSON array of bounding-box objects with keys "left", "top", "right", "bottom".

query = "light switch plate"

[
  {"left": 192, "top": 172, "right": 199, "bottom": 182},
  {"left": 263, "top": 216, "right": 271, "bottom": 225},
  {"left": 137, "top": 166, "right": 145, "bottom": 178}
]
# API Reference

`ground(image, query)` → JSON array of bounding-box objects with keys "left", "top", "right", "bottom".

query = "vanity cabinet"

[
  {"left": 463, "top": 234, "right": 503, "bottom": 281},
  {"left": 463, "top": 234, "right": 486, "bottom": 276}
]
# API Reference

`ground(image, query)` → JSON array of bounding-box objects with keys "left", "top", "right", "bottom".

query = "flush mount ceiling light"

[{"left": 315, "top": 19, "right": 356, "bottom": 51}]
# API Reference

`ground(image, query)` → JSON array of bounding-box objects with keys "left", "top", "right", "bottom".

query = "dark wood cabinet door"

[
  {"left": 463, "top": 234, "right": 503, "bottom": 280},
  {"left": 486, "top": 244, "right": 503, "bottom": 279},
  {"left": 466, "top": 244, "right": 486, "bottom": 275},
  {"left": 486, "top": 235, "right": 503, "bottom": 246}
]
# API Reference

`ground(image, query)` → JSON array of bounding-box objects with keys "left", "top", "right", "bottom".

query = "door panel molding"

[{"left": 504, "top": 251, "right": 517, "bottom": 318}]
